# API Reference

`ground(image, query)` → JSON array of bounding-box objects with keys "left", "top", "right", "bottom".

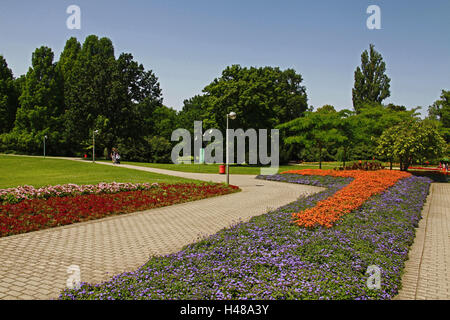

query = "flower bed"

[
  {"left": 0, "top": 183, "right": 239, "bottom": 237},
  {"left": 281, "top": 169, "right": 411, "bottom": 228},
  {"left": 59, "top": 174, "right": 431, "bottom": 300},
  {"left": 0, "top": 182, "right": 161, "bottom": 204}
]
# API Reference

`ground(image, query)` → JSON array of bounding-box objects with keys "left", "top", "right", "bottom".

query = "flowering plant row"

[
  {"left": 281, "top": 169, "right": 411, "bottom": 228},
  {"left": 0, "top": 183, "right": 239, "bottom": 237},
  {"left": 60, "top": 174, "right": 431, "bottom": 300},
  {"left": 0, "top": 182, "right": 161, "bottom": 204}
]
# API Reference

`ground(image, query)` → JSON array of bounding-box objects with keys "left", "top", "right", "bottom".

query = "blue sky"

[{"left": 1, "top": 0, "right": 449, "bottom": 116}]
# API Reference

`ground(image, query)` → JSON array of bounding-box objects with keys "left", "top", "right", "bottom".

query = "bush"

[
  {"left": 145, "top": 136, "right": 172, "bottom": 163},
  {"left": 337, "top": 160, "right": 384, "bottom": 171}
]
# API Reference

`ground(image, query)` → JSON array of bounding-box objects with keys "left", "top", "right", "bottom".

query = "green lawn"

[
  {"left": 117, "top": 161, "right": 340, "bottom": 175},
  {"left": 0, "top": 155, "right": 198, "bottom": 189}
]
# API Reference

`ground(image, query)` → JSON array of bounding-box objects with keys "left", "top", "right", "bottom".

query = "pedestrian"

[
  {"left": 115, "top": 149, "right": 121, "bottom": 164},
  {"left": 111, "top": 148, "right": 117, "bottom": 164}
]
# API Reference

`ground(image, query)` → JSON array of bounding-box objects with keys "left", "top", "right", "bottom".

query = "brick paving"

[
  {"left": 395, "top": 183, "right": 450, "bottom": 300},
  {"left": 0, "top": 162, "right": 324, "bottom": 300}
]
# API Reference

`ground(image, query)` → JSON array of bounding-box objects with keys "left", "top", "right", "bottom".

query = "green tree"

[
  {"left": 201, "top": 65, "right": 308, "bottom": 132},
  {"left": 278, "top": 107, "right": 347, "bottom": 169},
  {"left": 374, "top": 126, "right": 396, "bottom": 170},
  {"left": 13, "top": 46, "right": 64, "bottom": 153},
  {"left": 350, "top": 103, "right": 417, "bottom": 159},
  {"left": 376, "top": 120, "right": 446, "bottom": 171},
  {"left": 177, "top": 95, "right": 209, "bottom": 133},
  {"left": 428, "top": 90, "right": 450, "bottom": 143},
  {"left": 63, "top": 35, "right": 116, "bottom": 155},
  {"left": 0, "top": 55, "right": 19, "bottom": 133},
  {"left": 352, "top": 44, "right": 391, "bottom": 113}
]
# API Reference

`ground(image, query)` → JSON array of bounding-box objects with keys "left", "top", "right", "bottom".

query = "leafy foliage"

[
  {"left": 428, "top": 89, "right": 450, "bottom": 143},
  {"left": 376, "top": 120, "right": 446, "bottom": 170},
  {"left": 0, "top": 56, "right": 19, "bottom": 133},
  {"left": 352, "top": 44, "right": 391, "bottom": 113}
]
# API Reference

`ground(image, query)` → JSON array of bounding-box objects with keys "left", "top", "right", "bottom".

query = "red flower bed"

[
  {"left": 0, "top": 183, "right": 239, "bottom": 237},
  {"left": 281, "top": 169, "right": 411, "bottom": 228}
]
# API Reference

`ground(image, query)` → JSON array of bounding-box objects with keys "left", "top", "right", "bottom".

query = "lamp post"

[
  {"left": 226, "top": 111, "right": 236, "bottom": 185},
  {"left": 43, "top": 135, "right": 47, "bottom": 158},
  {"left": 93, "top": 130, "right": 99, "bottom": 163}
]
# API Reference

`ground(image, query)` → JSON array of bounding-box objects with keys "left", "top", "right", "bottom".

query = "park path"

[
  {"left": 0, "top": 161, "right": 324, "bottom": 300},
  {"left": 395, "top": 182, "right": 450, "bottom": 300}
]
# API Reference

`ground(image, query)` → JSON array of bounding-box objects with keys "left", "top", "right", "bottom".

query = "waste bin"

[{"left": 219, "top": 165, "right": 225, "bottom": 174}]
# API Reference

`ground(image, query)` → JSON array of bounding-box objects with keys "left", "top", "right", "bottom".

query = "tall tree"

[
  {"left": 63, "top": 35, "right": 116, "bottom": 154},
  {"left": 177, "top": 95, "right": 209, "bottom": 133},
  {"left": 428, "top": 89, "right": 450, "bottom": 142},
  {"left": 201, "top": 65, "right": 308, "bottom": 132},
  {"left": 352, "top": 44, "right": 391, "bottom": 113},
  {"left": 0, "top": 55, "right": 19, "bottom": 133},
  {"left": 14, "top": 46, "right": 64, "bottom": 153}
]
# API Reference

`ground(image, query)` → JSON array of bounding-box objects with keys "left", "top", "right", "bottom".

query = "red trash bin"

[{"left": 219, "top": 165, "right": 225, "bottom": 174}]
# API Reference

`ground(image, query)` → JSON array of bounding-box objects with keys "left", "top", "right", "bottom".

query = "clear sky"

[{"left": 1, "top": 0, "right": 449, "bottom": 116}]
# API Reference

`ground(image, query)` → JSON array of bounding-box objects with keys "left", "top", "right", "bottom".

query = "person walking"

[
  {"left": 111, "top": 148, "right": 117, "bottom": 164},
  {"left": 115, "top": 149, "right": 121, "bottom": 164}
]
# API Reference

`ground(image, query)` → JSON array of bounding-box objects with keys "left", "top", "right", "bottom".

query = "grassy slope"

[{"left": 0, "top": 155, "right": 198, "bottom": 188}]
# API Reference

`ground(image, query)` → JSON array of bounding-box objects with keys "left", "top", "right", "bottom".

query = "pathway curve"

[
  {"left": 395, "top": 183, "right": 450, "bottom": 300},
  {"left": 0, "top": 161, "right": 324, "bottom": 300}
]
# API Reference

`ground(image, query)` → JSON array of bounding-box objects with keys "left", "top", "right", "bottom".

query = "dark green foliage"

[
  {"left": 428, "top": 90, "right": 450, "bottom": 143},
  {"left": 199, "top": 64, "right": 308, "bottom": 132},
  {"left": 11, "top": 47, "right": 64, "bottom": 154},
  {"left": 1, "top": 35, "right": 166, "bottom": 161},
  {"left": 278, "top": 106, "right": 349, "bottom": 168},
  {"left": 145, "top": 136, "right": 172, "bottom": 163},
  {"left": 337, "top": 160, "right": 385, "bottom": 171},
  {"left": 0, "top": 56, "right": 20, "bottom": 133},
  {"left": 352, "top": 44, "right": 391, "bottom": 113}
]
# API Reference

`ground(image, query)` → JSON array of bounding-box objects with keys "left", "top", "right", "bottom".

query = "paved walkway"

[
  {"left": 395, "top": 183, "right": 450, "bottom": 300},
  {"left": 0, "top": 162, "right": 324, "bottom": 300}
]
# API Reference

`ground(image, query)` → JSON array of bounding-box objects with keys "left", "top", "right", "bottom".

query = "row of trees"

[
  {"left": 0, "top": 35, "right": 177, "bottom": 162},
  {"left": 0, "top": 37, "right": 448, "bottom": 166},
  {"left": 278, "top": 45, "right": 448, "bottom": 169}
]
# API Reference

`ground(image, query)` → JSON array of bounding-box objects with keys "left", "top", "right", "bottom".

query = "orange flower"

[{"left": 281, "top": 169, "right": 411, "bottom": 228}]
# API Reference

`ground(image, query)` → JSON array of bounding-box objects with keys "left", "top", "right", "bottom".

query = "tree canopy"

[
  {"left": 199, "top": 65, "right": 308, "bottom": 132},
  {"left": 278, "top": 106, "right": 348, "bottom": 168},
  {"left": 428, "top": 89, "right": 450, "bottom": 143},
  {"left": 352, "top": 44, "right": 391, "bottom": 113},
  {"left": 0, "top": 56, "right": 19, "bottom": 133},
  {"left": 376, "top": 120, "right": 446, "bottom": 171}
]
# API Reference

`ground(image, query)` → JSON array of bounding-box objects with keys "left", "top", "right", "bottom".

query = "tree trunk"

[
  {"left": 319, "top": 148, "right": 322, "bottom": 169},
  {"left": 390, "top": 160, "right": 392, "bottom": 170}
]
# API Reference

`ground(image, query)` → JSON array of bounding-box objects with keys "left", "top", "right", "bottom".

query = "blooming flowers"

[
  {"left": 0, "top": 182, "right": 165, "bottom": 204},
  {"left": 0, "top": 183, "right": 239, "bottom": 237},
  {"left": 59, "top": 174, "right": 431, "bottom": 300},
  {"left": 281, "top": 169, "right": 411, "bottom": 228}
]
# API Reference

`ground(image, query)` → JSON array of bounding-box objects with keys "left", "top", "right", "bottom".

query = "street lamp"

[
  {"left": 43, "top": 135, "right": 47, "bottom": 158},
  {"left": 226, "top": 111, "right": 237, "bottom": 185},
  {"left": 93, "top": 130, "right": 99, "bottom": 163}
]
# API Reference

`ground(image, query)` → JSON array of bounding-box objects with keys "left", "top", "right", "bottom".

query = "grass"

[
  {"left": 0, "top": 155, "right": 198, "bottom": 188},
  {"left": 115, "top": 161, "right": 340, "bottom": 175}
]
